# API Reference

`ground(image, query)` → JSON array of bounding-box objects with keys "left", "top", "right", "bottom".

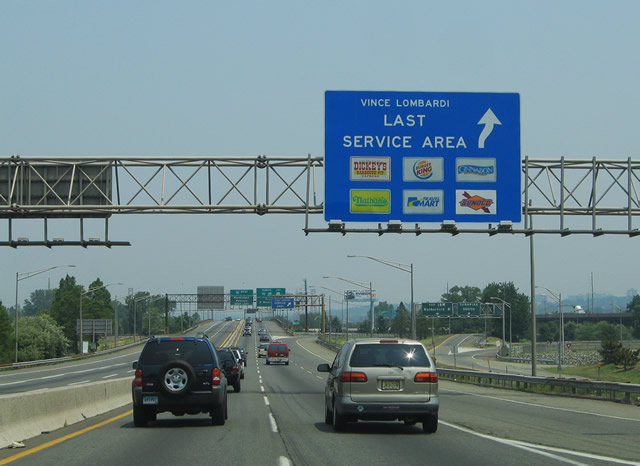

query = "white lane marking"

[
  {"left": 261, "top": 386, "right": 265, "bottom": 392},
  {"left": 441, "top": 420, "right": 637, "bottom": 465},
  {"left": 264, "top": 396, "right": 270, "bottom": 406},
  {"left": 316, "top": 376, "right": 323, "bottom": 380},
  {"left": 127, "top": 370, "right": 135, "bottom": 373},
  {"left": 279, "top": 457, "right": 292, "bottom": 466},
  {"left": 0, "top": 354, "right": 138, "bottom": 380},
  {"left": 102, "top": 374, "right": 119, "bottom": 379},
  {"left": 67, "top": 380, "right": 90, "bottom": 386},
  {"left": 25, "top": 388, "right": 49, "bottom": 394},
  {"left": 440, "top": 388, "right": 640, "bottom": 423},
  {"left": 306, "top": 371, "right": 312, "bottom": 375},
  {"left": 1, "top": 363, "right": 129, "bottom": 387},
  {"left": 269, "top": 413, "right": 278, "bottom": 432}
]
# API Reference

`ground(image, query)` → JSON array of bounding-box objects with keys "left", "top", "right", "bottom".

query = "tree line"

[{"left": 0, "top": 275, "right": 201, "bottom": 364}]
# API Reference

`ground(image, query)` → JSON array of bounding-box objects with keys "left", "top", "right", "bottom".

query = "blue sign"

[
  {"left": 324, "top": 91, "right": 521, "bottom": 223},
  {"left": 271, "top": 297, "right": 294, "bottom": 309}
]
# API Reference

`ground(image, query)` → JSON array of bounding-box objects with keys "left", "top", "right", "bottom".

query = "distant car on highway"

[
  {"left": 259, "top": 334, "right": 270, "bottom": 343},
  {"left": 317, "top": 338, "right": 439, "bottom": 433},
  {"left": 258, "top": 343, "right": 269, "bottom": 358},
  {"left": 217, "top": 348, "right": 242, "bottom": 392},
  {"left": 266, "top": 342, "right": 290, "bottom": 365}
]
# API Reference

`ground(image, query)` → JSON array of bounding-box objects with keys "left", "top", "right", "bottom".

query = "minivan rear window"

[
  {"left": 270, "top": 344, "right": 286, "bottom": 352},
  {"left": 349, "top": 344, "right": 430, "bottom": 368}
]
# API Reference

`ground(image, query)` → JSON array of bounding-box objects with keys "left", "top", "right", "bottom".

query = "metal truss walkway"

[{"left": 1, "top": 155, "right": 640, "bottom": 245}]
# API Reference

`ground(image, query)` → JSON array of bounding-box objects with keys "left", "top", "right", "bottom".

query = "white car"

[{"left": 258, "top": 343, "right": 269, "bottom": 358}]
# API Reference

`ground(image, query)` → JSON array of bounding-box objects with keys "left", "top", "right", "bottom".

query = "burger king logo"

[{"left": 413, "top": 160, "right": 433, "bottom": 180}]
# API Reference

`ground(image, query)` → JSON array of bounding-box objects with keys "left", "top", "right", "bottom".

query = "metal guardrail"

[{"left": 437, "top": 368, "right": 640, "bottom": 405}]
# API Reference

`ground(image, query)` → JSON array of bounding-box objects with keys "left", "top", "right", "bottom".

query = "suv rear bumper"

[
  {"left": 335, "top": 396, "right": 439, "bottom": 420},
  {"left": 132, "top": 386, "right": 225, "bottom": 414}
]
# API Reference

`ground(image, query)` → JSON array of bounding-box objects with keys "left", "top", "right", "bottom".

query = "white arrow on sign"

[{"left": 477, "top": 108, "right": 502, "bottom": 149}]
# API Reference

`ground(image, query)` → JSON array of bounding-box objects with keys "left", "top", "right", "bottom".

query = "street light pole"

[
  {"left": 14, "top": 264, "right": 76, "bottom": 363},
  {"left": 79, "top": 282, "right": 123, "bottom": 354},
  {"left": 347, "top": 255, "right": 415, "bottom": 339},
  {"left": 491, "top": 297, "right": 511, "bottom": 356},
  {"left": 323, "top": 275, "right": 374, "bottom": 337},
  {"left": 311, "top": 284, "right": 347, "bottom": 342},
  {"left": 536, "top": 286, "right": 563, "bottom": 370}
]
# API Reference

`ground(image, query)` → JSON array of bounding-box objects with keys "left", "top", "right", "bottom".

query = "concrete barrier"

[{"left": 0, "top": 377, "right": 131, "bottom": 449}]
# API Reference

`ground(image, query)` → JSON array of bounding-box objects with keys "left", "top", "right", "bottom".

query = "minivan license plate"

[
  {"left": 382, "top": 380, "right": 400, "bottom": 390},
  {"left": 143, "top": 395, "right": 158, "bottom": 405}
]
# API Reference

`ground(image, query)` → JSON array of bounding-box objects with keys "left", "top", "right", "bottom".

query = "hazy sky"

[{"left": 2, "top": 1, "right": 639, "bottom": 311}]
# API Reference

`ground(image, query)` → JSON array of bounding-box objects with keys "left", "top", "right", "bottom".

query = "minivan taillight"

[
  {"left": 212, "top": 367, "right": 221, "bottom": 386},
  {"left": 414, "top": 372, "right": 438, "bottom": 383},
  {"left": 340, "top": 371, "right": 368, "bottom": 383},
  {"left": 134, "top": 368, "right": 143, "bottom": 387}
]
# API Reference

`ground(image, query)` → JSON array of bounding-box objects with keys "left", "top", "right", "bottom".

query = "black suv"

[
  {"left": 132, "top": 335, "right": 228, "bottom": 427},
  {"left": 217, "top": 348, "right": 242, "bottom": 392}
]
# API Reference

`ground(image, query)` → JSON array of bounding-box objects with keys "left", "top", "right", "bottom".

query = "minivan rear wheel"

[{"left": 422, "top": 413, "right": 438, "bottom": 433}]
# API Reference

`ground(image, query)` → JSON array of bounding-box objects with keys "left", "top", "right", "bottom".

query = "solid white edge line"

[
  {"left": 440, "top": 421, "right": 637, "bottom": 465},
  {"left": 440, "top": 387, "right": 640, "bottom": 423}
]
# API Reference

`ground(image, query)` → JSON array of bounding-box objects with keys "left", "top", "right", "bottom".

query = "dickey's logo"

[
  {"left": 351, "top": 156, "right": 391, "bottom": 181},
  {"left": 413, "top": 160, "right": 433, "bottom": 179},
  {"left": 457, "top": 190, "right": 495, "bottom": 214},
  {"left": 350, "top": 189, "right": 391, "bottom": 214}
]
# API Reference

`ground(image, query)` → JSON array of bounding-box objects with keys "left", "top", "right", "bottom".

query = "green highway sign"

[
  {"left": 230, "top": 289, "right": 254, "bottom": 306},
  {"left": 457, "top": 302, "right": 481, "bottom": 316},
  {"left": 421, "top": 302, "right": 453, "bottom": 316},
  {"left": 257, "top": 288, "right": 286, "bottom": 307}
]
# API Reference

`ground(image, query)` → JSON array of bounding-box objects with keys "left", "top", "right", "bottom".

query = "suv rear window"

[
  {"left": 349, "top": 343, "right": 430, "bottom": 368},
  {"left": 140, "top": 340, "right": 213, "bottom": 365}
]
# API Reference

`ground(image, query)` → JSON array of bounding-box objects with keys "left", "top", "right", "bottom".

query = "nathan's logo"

[
  {"left": 459, "top": 191, "right": 494, "bottom": 213},
  {"left": 458, "top": 165, "right": 494, "bottom": 176},
  {"left": 413, "top": 160, "right": 433, "bottom": 179},
  {"left": 350, "top": 190, "right": 391, "bottom": 214}
]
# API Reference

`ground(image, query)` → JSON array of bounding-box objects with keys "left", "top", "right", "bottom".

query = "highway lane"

[
  {"left": 2, "top": 322, "right": 638, "bottom": 465},
  {"left": 0, "top": 320, "right": 237, "bottom": 395}
]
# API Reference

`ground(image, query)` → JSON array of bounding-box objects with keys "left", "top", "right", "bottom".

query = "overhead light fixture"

[
  {"left": 441, "top": 220, "right": 456, "bottom": 230},
  {"left": 498, "top": 220, "right": 513, "bottom": 231},
  {"left": 328, "top": 219, "right": 345, "bottom": 235},
  {"left": 387, "top": 220, "right": 402, "bottom": 231}
]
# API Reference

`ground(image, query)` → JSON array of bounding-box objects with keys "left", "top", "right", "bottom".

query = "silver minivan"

[{"left": 317, "top": 338, "right": 439, "bottom": 433}]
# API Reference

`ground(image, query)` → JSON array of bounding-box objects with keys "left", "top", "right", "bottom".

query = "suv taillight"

[
  {"left": 232, "top": 363, "right": 239, "bottom": 373},
  {"left": 212, "top": 367, "right": 221, "bottom": 386},
  {"left": 340, "top": 371, "right": 367, "bottom": 383},
  {"left": 414, "top": 372, "right": 438, "bottom": 383},
  {"left": 134, "top": 368, "right": 143, "bottom": 387}
]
